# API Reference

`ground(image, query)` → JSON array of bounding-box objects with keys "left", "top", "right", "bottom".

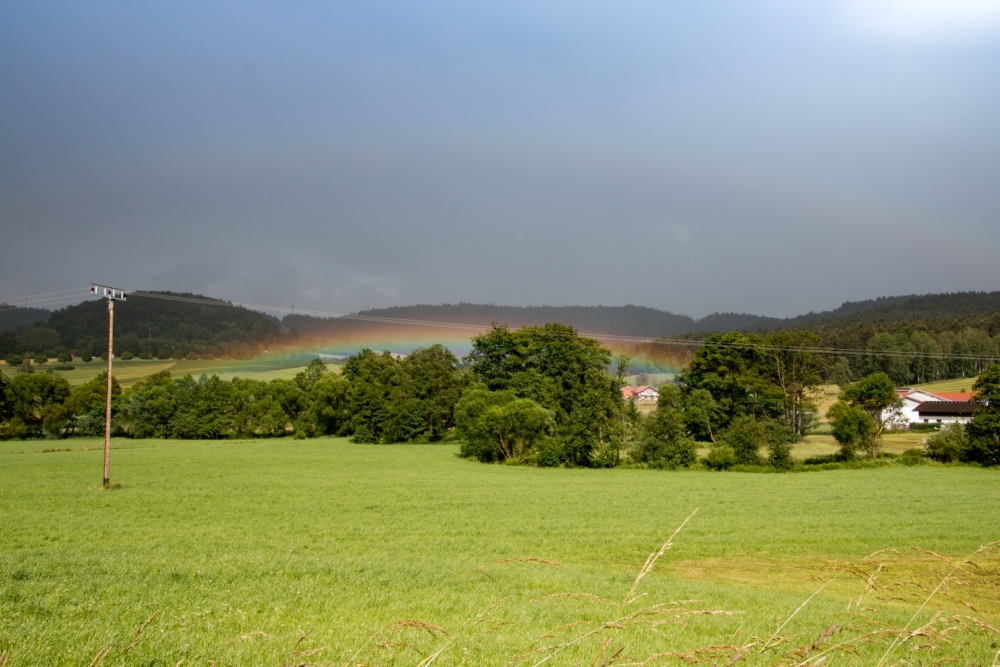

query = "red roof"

[{"left": 932, "top": 392, "right": 976, "bottom": 402}]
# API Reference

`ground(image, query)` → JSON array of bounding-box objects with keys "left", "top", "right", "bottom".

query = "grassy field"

[
  {"left": 914, "top": 376, "right": 980, "bottom": 393},
  {"left": 2, "top": 438, "right": 998, "bottom": 666},
  {"left": 0, "top": 358, "right": 333, "bottom": 388}
]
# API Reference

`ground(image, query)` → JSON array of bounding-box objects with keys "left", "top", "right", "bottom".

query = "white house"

[
  {"left": 635, "top": 385, "right": 659, "bottom": 402},
  {"left": 621, "top": 385, "right": 659, "bottom": 402}
]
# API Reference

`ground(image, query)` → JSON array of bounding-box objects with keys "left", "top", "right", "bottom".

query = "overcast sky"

[{"left": 2, "top": 1, "right": 999, "bottom": 319}]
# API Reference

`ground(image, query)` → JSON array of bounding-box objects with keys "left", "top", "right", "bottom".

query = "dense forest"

[{"left": 0, "top": 292, "right": 283, "bottom": 362}]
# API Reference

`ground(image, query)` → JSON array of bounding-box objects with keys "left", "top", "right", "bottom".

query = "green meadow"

[
  {"left": 0, "top": 358, "right": 330, "bottom": 389},
  {"left": 2, "top": 438, "right": 999, "bottom": 666}
]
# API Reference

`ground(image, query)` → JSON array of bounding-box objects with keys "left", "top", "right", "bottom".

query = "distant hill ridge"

[
  {"left": 3, "top": 291, "right": 1000, "bottom": 350},
  {"left": 286, "top": 291, "right": 1000, "bottom": 338}
]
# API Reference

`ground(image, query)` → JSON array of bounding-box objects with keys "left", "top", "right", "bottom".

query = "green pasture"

[
  {"left": 914, "top": 375, "right": 980, "bottom": 393},
  {"left": 0, "top": 357, "right": 332, "bottom": 388},
  {"left": 2, "top": 439, "right": 999, "bottom": 666}
]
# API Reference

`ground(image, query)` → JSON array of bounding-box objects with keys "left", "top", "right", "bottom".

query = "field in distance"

[
  {"left": 2, "top": 439, "right": 998, "bottom": 666},
  {"left": 0, "top": 357, "right": 333, "bottom": 388}
]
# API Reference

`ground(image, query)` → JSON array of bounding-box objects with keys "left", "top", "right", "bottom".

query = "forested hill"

[
  {"left": 0, "top": 292, "right": 282, "bottom": 360},
  {"left": 3, "top": 290, "right": 999, "bottom": 362},
  {"left": 284, "top": 304, "right": 698, "bottom": 338},
  {"left": 0, "top": 305, "right": 51, "bottom": 331},
  {"left": 47, "top": 292, "right": 281, "bottom": 348},
  {"left": 284, "top": 292, "right": 1000, "bottom": 338}
]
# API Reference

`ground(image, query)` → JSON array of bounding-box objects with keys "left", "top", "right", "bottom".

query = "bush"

[
  {"left": 120, "top": 351, "right": 134, "bottom": 361},
  {"left": 52, "top": 364, "right": 75, "bottom": 371},
  {"left": 186, "top": 352, "right": 200, "bottom": 361},
  {"left": 636, "top": 387, "right": 697, "bottom": 469},
  {"left": 33, "top": 355, "right": 48, "bottom": 364},
  {"left": 704, "top": 444, "right": 737, "bottom": 470},
  {"left": 139, "top": 352, "right": 153, "bottom": 360},
  {"left": 909, "top": 422, "right": 941, "bottom": 433},
  {"left": 157, "top": 350, "right": 172, "bottom": 360},
  {"left": 533, "top": 440, "right": 563, "bottom": 467},
  {"left": 721, "top": 416, "right": 792, "bottom": 467},
  {"left": 57, "top": 351, "right": 73, "bottom": 363},
  {"left": 900, "top": 448, "right": 926, "bottom": 466},
  {"left": 924, "top": 423, "right": 969, "bottom": 463},
  {"left": 5, "top": 354, "right": 23, "bottom": 367},
  {"left": 80, "top": 350, "right": 93, "bottom": 363}
]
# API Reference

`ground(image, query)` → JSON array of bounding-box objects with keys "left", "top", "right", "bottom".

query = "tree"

[
  {"left": 479, "top": 398, "right": 554, "bottom": 464},
  {"left": 840, "top": 372, "right": 901, "bottom": 458},
  {"left": 636, "top": 384, "right": 697, "bottom": 468},
  {"left": 455, "top": 384, "right": 516, "bottom": 462},
  {"left": 1, "top": 372, "right": 71, "bottom": 438},
  {"left": 678, "top": 332, "right": 784, "bottom": 429},
  {"left": 402, "top": 344, "right": 466, "bottom": 440},
  {"left": 305, "top": 374, "right": 352, "bottom": 436},
  {"left": 966, "top": 363, "right": 1000, "bottom": 466},
  {"left": 294, "top": 358, "right": 328, "bottom": 392},
  {"left": 827, "top": 400, "right": 875, "bottom": 459},
  {"left": 114, "top": 371, "right": 176, "bottom": 438},
  {"left": 761, "top": 331, "right": 823, "bottom": 436},
  {"left": 454, "top": 385, "right": 552, "bottom": 463},
  {"left": 342, "top": 349, "right": 401, "bottom": 443},
  {"left": 466, "top": 324, "right": 624, "bottom": 466},
  {"left": 720, "top": 416, "right": 792, "bottom": 467},
  {"left": 683, "top": 388, "right": 721, "bottom": 443}
]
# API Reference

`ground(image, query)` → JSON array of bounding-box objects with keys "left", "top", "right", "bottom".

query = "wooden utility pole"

[{"left": 92, "top": 284, "right": 127, "bottom": 489}]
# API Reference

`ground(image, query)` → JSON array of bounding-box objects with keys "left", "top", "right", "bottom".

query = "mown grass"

[
  {"left": 1, "top": 438, "right": 998, "bottom": 666},
  {"left": 1, "top": 358, "right": 332, "bottom": 388},
  {"left": 914, "top": 375, "right": 980, "bottom": 393}
]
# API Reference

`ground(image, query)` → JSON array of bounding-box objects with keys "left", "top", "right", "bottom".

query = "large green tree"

[
  {"left": 761, "top": 331, "right": 823, "bottom": 436},
  {"left": 466, "top": 324, "right": 624, "bottom": 466},
  {"left": 677, "top": 332, "right": 784, "bottom": 429},
  {"left": 966, "top": 364, "right": 1000, "bottom": 466},
  {"left": 840, "top": 372, "right": 901, "bottom": 458},
  {"left": 0, "top": 372, "right": 71, "bottom": 438}
]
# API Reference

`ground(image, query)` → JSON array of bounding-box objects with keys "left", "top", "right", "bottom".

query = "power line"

[
  {"left": 0, "top": 294, "right": 94, "bottom": 314},
  {"left": 0, "top": 287, "right": 91, "bottom": 303}
]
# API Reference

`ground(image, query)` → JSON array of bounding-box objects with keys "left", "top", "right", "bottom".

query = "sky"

[{"left": 2, "top": 0, "right": 999, "bottom": 319}]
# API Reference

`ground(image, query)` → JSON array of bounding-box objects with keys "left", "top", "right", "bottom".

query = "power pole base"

[{"left": 103, "top": 478, "right": 109, "bottom": 489}]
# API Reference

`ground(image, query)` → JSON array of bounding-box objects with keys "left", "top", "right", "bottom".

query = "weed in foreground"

[{"left": 330, "top": 515, "right": 1000, "bottom": 667}]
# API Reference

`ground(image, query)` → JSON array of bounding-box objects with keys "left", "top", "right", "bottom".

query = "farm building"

[
  {"left": 888, "top": 388, "right": 977, "bottom": 427},
  {"left": 621, "top": 385, "right": 659, "bottom": 402},
  {"left": 914, "top": 401, "right": 978, "bottom": 425}
]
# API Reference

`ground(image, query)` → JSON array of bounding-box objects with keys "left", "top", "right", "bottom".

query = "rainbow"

[{"left": 260, "top": 321, "right": 688, "bottom": 373}]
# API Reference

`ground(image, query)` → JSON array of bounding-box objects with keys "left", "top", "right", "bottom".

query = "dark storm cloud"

[{"left": 2, "top": 1, "right": 999, "bottom": 318}]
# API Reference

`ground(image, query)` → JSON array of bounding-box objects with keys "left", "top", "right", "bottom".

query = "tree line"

[{"left": 2, "top": 323, "right": 998, "bottom": 469}]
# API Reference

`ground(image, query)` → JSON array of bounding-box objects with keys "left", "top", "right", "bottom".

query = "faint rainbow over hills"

[{"left": 268, "top": 320, "right": 685, "bottom": 373}]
